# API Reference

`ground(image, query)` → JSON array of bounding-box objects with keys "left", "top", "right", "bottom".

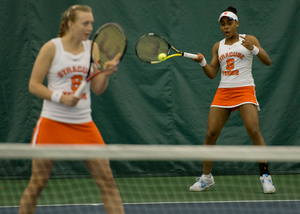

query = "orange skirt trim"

[
  {"left": 211, "top": 86, "right": 260, "bottom": 111},
  {"left": 31, "top": 117, "right": 105, "bottom": 146}
]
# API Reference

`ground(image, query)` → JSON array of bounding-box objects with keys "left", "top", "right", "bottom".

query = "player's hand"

[
  {"left": 192, "top": 53, "right": 205, "bottom": 63},
  {"left": 240, "top": 36, "right": 255, "bottom": 51},
  {"left": 60, "top": 94, "right": 80, "bottom": 107},
  {"left": 102, "top": 53, "right": 122, "bottom": 76}
]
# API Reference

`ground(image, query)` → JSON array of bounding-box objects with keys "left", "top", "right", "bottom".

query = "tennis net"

[{"left": 0, "top": 143, "right": 299, "bottom": 214}]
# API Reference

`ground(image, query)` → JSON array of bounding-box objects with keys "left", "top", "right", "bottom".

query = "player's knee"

[
  {"left": 247, "top": 127, "right": 261, "bottom": 139},
  {"left": 205, "top": 129, "right": 220, "bottom": 141}
]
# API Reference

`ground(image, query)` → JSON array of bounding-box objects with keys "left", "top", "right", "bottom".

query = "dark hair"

[
  {"left": 58, "top": 5, "right": 92, "bottom": 37},
  {"left": 223, "top": 6, "right": 237, "bottom": 15}
]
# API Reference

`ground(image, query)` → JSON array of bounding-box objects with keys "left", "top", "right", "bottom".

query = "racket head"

[
  {"left": 90, "top": 23, "right": 127, "bottom": 72},
  {"left": 135, "top": 33, "right": 172, "bottom": 64}
]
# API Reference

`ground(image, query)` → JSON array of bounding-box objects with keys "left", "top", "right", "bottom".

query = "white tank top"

[
  {"left": 218, "top": 34, "right": 255, "bottom": 88},
  {"left": 40, "top": 38, "right": 92, "bottom": 124}
]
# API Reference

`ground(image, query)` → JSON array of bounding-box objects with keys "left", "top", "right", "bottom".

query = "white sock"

[{"left": 203, "top": 174, "right": 211, "bottom": 178}]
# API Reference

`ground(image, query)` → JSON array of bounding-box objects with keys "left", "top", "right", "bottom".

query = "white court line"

[{"left": 1, "top": 199, "right": 300, "bottom": 208}]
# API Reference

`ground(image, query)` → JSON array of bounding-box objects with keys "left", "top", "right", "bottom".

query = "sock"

[
  {"left": 203, "top": 174, "right": 211, "bottom": 178},
  {"left": 259, "top": 163, "right": 270, "bottom": 176}
]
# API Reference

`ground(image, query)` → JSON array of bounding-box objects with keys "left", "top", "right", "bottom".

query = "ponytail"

[{"left": 58, "top": 11, "right": 68, "bottom": 37}]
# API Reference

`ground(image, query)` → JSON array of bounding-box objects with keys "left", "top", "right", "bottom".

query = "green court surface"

[{"left": 1, "top": 174, "right": 299, "bottom": 207}]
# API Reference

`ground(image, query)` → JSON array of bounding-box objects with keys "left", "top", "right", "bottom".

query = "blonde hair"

[{"left": 58, "top": 5, "right": 92, "bottom": 37}]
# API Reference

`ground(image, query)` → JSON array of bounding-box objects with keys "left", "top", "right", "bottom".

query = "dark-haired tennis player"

[
  {"left": 190, "top": 6, "right": 276, "bottom": 194},
  {"left": 19, "top": 5, "right": 125, "bottom": 214}
]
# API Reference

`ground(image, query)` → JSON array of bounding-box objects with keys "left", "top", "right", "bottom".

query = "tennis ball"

[{"left": 158, "top": 53, "right": 167, "bottom": 61}]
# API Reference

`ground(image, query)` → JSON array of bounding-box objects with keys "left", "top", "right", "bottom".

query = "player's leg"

[
  {"left": 190, "top": 107, "right": 231, "bottom": 192},
  {"left": 19, "top": 159, "right": 54, "bottom": 214},
  {"left": 238, "top": 104, "right": 265, "bottom": 145},
  {"left": 238, "top": 104, "right": 275, "bottom": 193},
  {"left": 203, "top": 107, "right": 232, "bottom": 174},
  {"left": 84, "top": 159, "right": 125, "bottom": 214}
]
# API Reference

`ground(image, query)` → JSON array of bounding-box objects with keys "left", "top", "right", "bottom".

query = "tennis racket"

[
  {"left": 135, "top": 33, "right": 198, "bottom": 64},
  {"left": 75, "top": 22, "right": 127, "bottom": 96}
]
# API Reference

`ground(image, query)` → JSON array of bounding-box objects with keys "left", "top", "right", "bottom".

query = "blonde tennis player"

[
  {"left": 19, "top": 5, "right": 125, "bottom": 214},
  {"left": 190, "top": 6, "right": 275, "bottom": 194}
]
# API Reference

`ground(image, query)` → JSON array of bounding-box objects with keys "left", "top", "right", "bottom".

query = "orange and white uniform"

[
  {"left": 32, "top": 38, "right": 105, "bottom": 146},
  {"left": 211, "top": 34, "right": 259, "bottom": 110}
]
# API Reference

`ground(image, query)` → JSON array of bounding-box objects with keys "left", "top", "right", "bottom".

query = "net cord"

[{"left": 0, "top": 144, "right": 299, "bottom": 162}]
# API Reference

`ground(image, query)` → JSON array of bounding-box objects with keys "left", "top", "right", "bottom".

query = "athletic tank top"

[
  {"left": 40, "top": 38, "right": 92, "bottom": 124},
  {"left": 218, "top": 34, "right": 255, "bottom": 88}
]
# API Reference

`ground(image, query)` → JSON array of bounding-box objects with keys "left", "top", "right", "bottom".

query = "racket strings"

[
  {"left": 94, "top": 25, "right": 127, "bottom": 69},
  {"left": 135, "top": 36, "right": 169, "bottom": 63}
]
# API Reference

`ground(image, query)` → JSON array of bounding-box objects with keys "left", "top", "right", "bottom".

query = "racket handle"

[
  {"left": 74, "top": 80, "right": 87, "bottom": 96},
  {"left": 183, "top": 52, "right": 198, "bottom": 59}
]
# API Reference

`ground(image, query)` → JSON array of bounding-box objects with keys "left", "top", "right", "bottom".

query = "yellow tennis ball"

[{"left": 158, "top": 53, "right": 167, "bottom": 61}]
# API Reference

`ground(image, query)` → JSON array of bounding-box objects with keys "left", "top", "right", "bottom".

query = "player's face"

[
  {"left": 71, "top": 11, "right": 94, "bottom": 40},
  {"left": 220, "top": 17, "right": 239, "bottom": 39}
]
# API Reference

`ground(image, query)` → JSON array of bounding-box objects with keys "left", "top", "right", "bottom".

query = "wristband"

[
  {"left": 199, "top": 56, "right": 207, "bottom": 67},
  {"left": 51, "top": 91, "right": 63, "bottom": 103},
  {"left": 251, "top": 45, "right": 259, "bottom": 55}
]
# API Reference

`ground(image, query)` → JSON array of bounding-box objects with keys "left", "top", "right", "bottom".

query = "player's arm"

[
  {"left": 91, "top": 53, "right": 120, "bottom": 96},
  {"left": 29, "top": 41, "right": 55, "bottom": 101},
  {"left": 241, "top": 35, "right": 271, "bottom": 66},
  {"left": 193, "top": 42, "right": 220, "bottom": 79},
  {"left": 29, "top": 41, "right": 80, "bottom": 106},
  {"left": 90, "top": 67, "right": 115, "bottom": 96}
]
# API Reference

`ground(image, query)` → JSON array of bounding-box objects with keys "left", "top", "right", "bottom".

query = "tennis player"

[
  {"left": 190, "top": 6, "right": 276, "bottom": 194},
  {"left": 19, "top": 5, "right": 125, "bottom": 214}
]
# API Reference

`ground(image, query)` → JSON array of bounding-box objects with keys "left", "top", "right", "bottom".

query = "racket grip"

[
  {"left": 74, "top": 80, "right": 87, "bottom": 96},
  {"left": 183, "top": 52, "right": 198, "bottom": 59}
]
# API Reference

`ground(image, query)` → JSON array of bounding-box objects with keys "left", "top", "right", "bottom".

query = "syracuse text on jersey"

[
  {"left": 57, "top": 65, "right": 89, "bottom": 99},
  {"left": 219, "top": 51, "right": 245, "bottom": 76},
  {"left": 57, "top": 65, "right": 88, "bottom": 77}
]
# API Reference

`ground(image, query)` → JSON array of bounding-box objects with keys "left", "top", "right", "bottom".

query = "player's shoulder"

[
  {"left": 43, "top": 39, "right": 56, "bottom": 50},
  {"left": 244, "top": 34, "right": 258, "bottom": 42},
  {"left": 213, "top": 41, "right": 220, "bottom": 50},
  {"left": 39, "top": 39, "right": 56, "bottom": 58}
]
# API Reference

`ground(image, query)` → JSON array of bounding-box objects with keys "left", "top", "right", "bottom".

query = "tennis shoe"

[
  {"left": 189, "top": 174, "right": 215, "bottom": 192},
  {"left": 260, "top": 174, "right": 276, "bottom": 194}
]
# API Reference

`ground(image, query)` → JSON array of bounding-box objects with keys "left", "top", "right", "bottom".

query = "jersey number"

[
  {"left": 226, "top": 58, "right": 235, "bottom": 70},
  {"left": 71, "top": 75, "right": 83, "bottom": 92}
]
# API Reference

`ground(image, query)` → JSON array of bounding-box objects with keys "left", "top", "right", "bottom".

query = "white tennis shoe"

[
  {"left": 260, "top": 174, "right": 276, "bottom": 194},
  {"left": 190, "top": 174, "right": 215, "bottom": 192}
]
